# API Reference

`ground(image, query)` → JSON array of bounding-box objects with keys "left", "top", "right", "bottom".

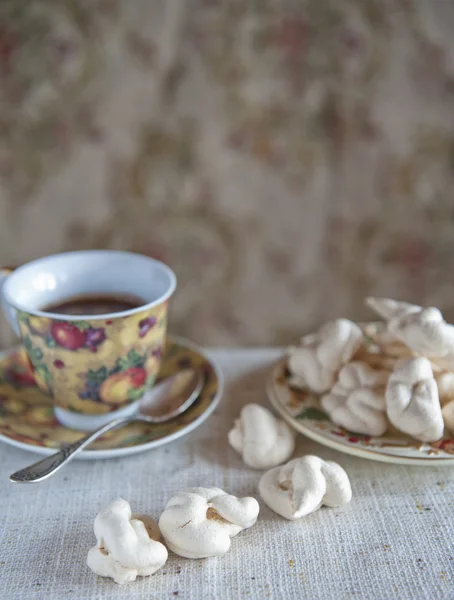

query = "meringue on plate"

[
  {"left": 321, "top": 361, "right": 389, "bottom": 436},
  {"left": 367, "top": 297, "right": 454, "bottom": 371},
  {"left": 287, "top": 319, "right": 363, "bottom": 394},
  {"left": 386, "top": 357, "right": 444, "bottom": 442}
]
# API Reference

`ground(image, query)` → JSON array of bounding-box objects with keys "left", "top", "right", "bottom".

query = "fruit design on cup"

[
  {"left": 13, "top": 306, "right": 168, "bottom": 414},
  {"left": 138, "top": 316, "right": 157, "bottom": 338},
  {"left": 18, "top": 311, "right": 107, "bottom": 353},
  {"left": 50, "top": 321, "right": 106, "bottom": 352},
  {"left": 22, "top": 335, "right": 53, "bottom": 394},
  {"left": 27, "top": 316, "right": 52, "bottom": 337},
  {"left": 78, "top": 348, "right": 161, "bottom": 407}
]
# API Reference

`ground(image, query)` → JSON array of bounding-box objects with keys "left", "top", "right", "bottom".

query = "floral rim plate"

[
  {"left": 0, "top": 336, "right": 222, "bottom": 460},
  {"left": 267, "top": 358, "right": 454, "bottom": 466}
]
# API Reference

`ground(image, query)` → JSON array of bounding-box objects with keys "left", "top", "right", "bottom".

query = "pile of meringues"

[{"left": 287, "top": 297, "right": 454, "bottom": 442}]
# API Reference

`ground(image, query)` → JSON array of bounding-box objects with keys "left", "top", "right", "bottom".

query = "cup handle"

[{"left": 0, "top": 267, "right": 20, "bottom": 336}]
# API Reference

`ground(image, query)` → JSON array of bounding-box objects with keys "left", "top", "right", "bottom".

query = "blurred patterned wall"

[{"left": 1, "top": 0, "right": 454, "bottom": 348}]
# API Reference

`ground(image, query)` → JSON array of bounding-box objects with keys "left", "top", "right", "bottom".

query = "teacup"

[{"left": 0, "top": 251, "right": 176, "bottom": 431}]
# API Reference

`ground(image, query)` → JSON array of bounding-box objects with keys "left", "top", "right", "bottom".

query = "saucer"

[
  {"left": 0, "top": 336, "right": 222, "bottom": 459},
  {"left": 267, "top": 358, "right": 454, "bottom": 466}
]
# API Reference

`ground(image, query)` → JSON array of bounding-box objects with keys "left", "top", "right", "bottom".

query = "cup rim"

[{"left": 3, "top": 250, "right": 177, "bottom": 321}]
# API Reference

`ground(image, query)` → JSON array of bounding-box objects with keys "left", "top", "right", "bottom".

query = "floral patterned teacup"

[{"left": 0, "top": 251, "right": 176, "bottom": 431}]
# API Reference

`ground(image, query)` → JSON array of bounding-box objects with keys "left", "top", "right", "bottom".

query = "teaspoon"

[{"left": 9, "top": 368, "right": 203, "bottom": 484}]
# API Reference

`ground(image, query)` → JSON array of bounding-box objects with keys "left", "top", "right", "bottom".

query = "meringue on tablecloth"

[
  {"left": 386, "top": 357, "right": 444, "bottom": 442},
  {"left": 259, "top": 456, "right": 352, "bottom": 521},
  {"left": 287, "top": 319, "right": 363, "bottom": 393},
  {"left": 87, "top": 498, "right": 167, "bottom": 584},
  {"left": 321, "top": 361, "right": 389, "bottom": 436},
  {"left": 228, "top": 403, "right": 295, "bottom": 469},
  {"left": 159, "top": 487, "right": 259, "bottom": 559}
]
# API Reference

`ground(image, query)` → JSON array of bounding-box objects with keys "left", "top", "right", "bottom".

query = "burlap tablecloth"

[{"left": 1, "top": 349, "right": 453, "bottom": 600}]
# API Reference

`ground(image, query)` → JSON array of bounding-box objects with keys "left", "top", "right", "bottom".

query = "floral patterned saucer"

[
  {"left": 0, "top": 336, "right": 222, "bottom": 460},
  {"left": 267, "top": 358, "right": 454, "bottom": 466}
]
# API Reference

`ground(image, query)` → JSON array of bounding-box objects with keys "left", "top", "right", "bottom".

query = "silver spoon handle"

[{"left": 9, "top": 416, "right": 133, "bottom": 483}]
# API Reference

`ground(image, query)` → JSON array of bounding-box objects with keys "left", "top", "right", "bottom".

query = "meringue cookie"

[
  {"left": 435, "top": 372, "right": 454, "bottom": 405},
  {"left": 87, "top": 498, "right": 168, "bottom": 584},
  {"left": 366, "top": 297, "right": 421, "bottom": 321},
  {"left": 159, "top": 487, "right": 259, "bottom": 559},
  {"left": 352, "top": 346, "right": 399, "bottom": 372},
  {"left": 228, "top": 403, "right": 295, "bottom": 469},
  {"left": 367, "top": 297, "right": 454, "bottom": 371},
  {"left": 437, "top": 372, "right": 454, "bottom": 432},
  {"left": 361, "top": 323, "right": 414, "bottom": 360},
  {"left": 435, "top": 371, "right": 454, "bottom": 432},
  {"left": 386, "top": 358, "right": 444, "bottom": 442},
  {"left": 321, "top": 361, "right": 389, "bottom": 436},
  {"left": 287, "top": 319, "right": 363, "bottom": 393},
  {"left": 259, "top": 456, "right": 352, "bottom": 521},
  {"left": 442, "top": 401, "right": 454, "bottom": 432},
  {"left": 389, "top": 309, "right": 454, "bottom": 370}
]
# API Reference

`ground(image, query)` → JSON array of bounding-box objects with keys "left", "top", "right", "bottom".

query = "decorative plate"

[
  {"left": 0, "top": 336, "right": 222, "bottom": 459},
  {"left": 267, "top": 358, "right": 454, "bottom": 466}
]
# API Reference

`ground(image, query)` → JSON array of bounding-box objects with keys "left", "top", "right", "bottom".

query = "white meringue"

[
  {"left": 367, "top": 297, "right": 454, "bottom": 371},
  {"left": 435, "top": 372, "right": 454, "bottom": 405},
  {"left": 442, "top": 402, "right": 454, "bottom": 432},
  {"left": 87, "top": 498, "right": 168, "bottom": 584},
  {"left": 228, "top": 403, "right": 295, "bottom": 469},
  {"left": 366, "top": 297, "right": 421, "bottom": 321},
  {"left": 386, "top": 358, "right": 444, "bottom": 442},
  {"left": 159, "top": 487, "right": 259, "bottom": 559},
  {"left": 437, "top": 373, "right": 454, "bottom": 432},
  {"left": 361, "top": 323, "right": 414, "bottom": 360},
  {"left": 389, "top": 309, "right": 454, "bottom": 370},
  {"left": 353, "top": 346, "right": 399, "bottom": 372},
  {"left": 259, "top": 456, "right": 352, "bottom": 521},
  {"left": 321, "top": 361, "right": 389, "bottom": 436},
  {"left": 287, "top": 319, "right": 363, "bottom": 393}
]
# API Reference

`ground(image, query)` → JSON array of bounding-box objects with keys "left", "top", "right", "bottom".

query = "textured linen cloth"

[{"left": 0, "top": 349, "right": 453, "bottom": 600}]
